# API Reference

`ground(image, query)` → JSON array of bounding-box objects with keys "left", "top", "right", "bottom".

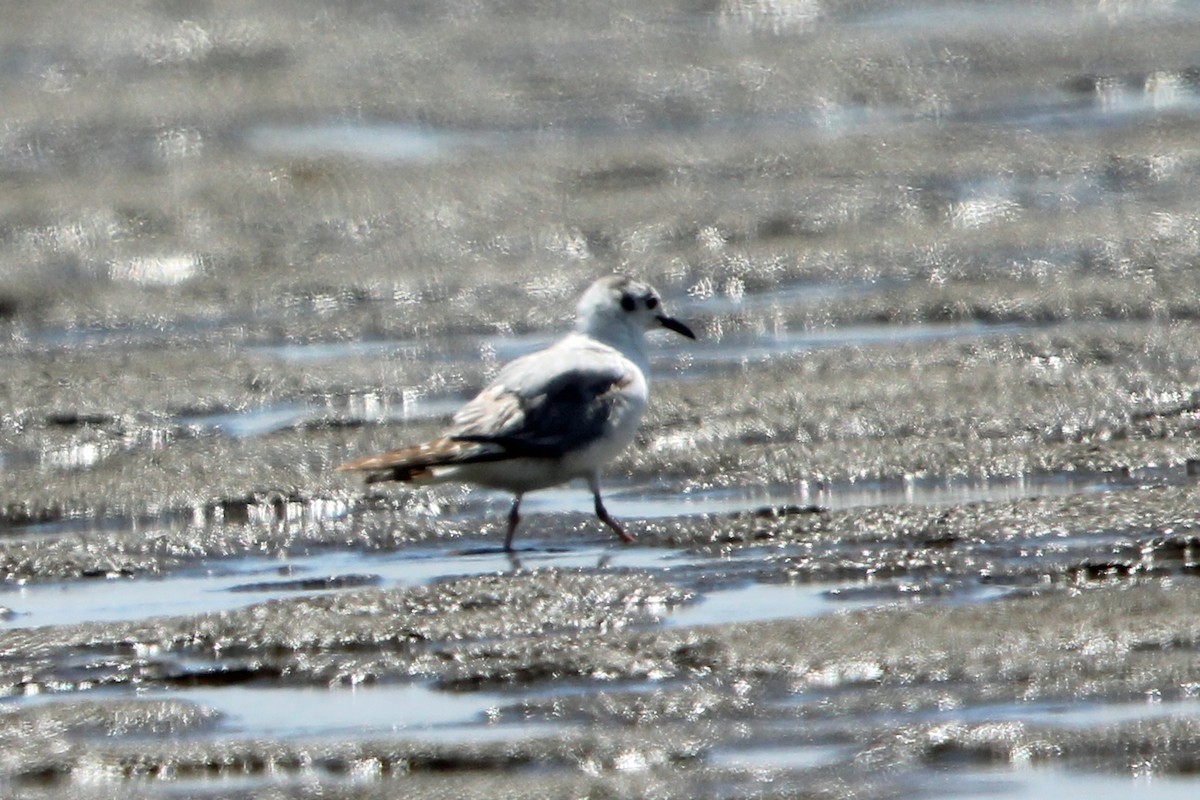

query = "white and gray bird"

[{"left": 337, "top": 275, "right": 695, "bottom": 551}]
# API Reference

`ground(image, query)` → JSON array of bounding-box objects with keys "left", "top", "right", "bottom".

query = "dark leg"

[
  {"left": 589, "top": 474, "right": 635, "bottom": 543},
  {"left": 504, "top": 494, "right": 523, "bottom": 552}
]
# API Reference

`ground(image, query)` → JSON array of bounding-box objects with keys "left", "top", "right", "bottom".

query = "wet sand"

[{"left": 4, "top": 0, "right": 1200, "bottom": 797}]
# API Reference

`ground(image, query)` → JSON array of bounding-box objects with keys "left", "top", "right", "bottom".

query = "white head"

[{"left": 575, "top": 275, "right": 696, "bottom": 347}]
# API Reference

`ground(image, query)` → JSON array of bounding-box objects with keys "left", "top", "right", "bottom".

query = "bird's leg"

[
  {"left": 589, "top": 474, "right": 635, "bottom": 543},
  {"left": 504, "top": 494, "right": 523, "bottom": 552}
]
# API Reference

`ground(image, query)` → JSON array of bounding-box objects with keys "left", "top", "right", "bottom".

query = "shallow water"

[
  {"left": 956, "top": 697, "right": 1200, "bottom": 730},
  {"left": 708, "top": 742, "right": 849, "bottom": 773},
  {"left": 160, "top": 684, "right": 512, "bottom": 740},
  {"left": 4, "top": 456, "right": 1172, "bottom": 633},
  {"left": 243, "top": 123, "right": 473, "bottom": 163},
  {"left": 527, "top": 467, "right": 1156, "bottom": 520},
  {"left": 929, "top": 767, "right": 1200, "bottom": 800},
  {"left": 0, "top": 543, "right": 920, "bottom": 631},
  {"left": 663, "top": 581, "right": 873, "bottom": 628},
  {"left": 0, "top": 545, "right": 689, "bottom": 628},
  {"left": 0, "top": 461, "right": 1177, "bottom": 631}
]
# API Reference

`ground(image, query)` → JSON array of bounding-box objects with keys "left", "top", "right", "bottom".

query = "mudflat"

[{"left": 3, "top": 1, "right": 1200, "bottom": 797}]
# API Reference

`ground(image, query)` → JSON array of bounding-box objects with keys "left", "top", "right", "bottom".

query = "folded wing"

[{"left": 337, "top": 341, "right": 641, "bottom": 483}]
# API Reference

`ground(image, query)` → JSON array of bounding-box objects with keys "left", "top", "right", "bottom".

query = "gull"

[{"left": 337, "top": 275, "right": 695, "bottom": 551}]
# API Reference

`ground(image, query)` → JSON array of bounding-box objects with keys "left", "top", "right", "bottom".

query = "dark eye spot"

[
  {"left": 620, "top": 294, "right": 636, "bottom": 312},
  {"left": 646, "top": 296, "right": 659, "bottom": 310}
]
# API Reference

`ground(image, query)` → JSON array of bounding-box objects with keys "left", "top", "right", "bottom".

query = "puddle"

[
  {"left": 856, "top": 3, "right": 1081, "bottom": 33},
  {"left": 665, "top": 582, "right": 861, "bottom": 628},
  {"left": 928, "top": 766, "right": 1200, "bottom": 800},
  {"left": 781, "top": 695, "right": 1200, "bottom": 738},
  {"left": 527, "top": 468, "right": 1151, "bottom": 520},
  {"left": 0, "top": 545, "right": 693, "bottom": 629},
  {"left": 708, "top": 742, "right": 848, "bottom": 772},
  {"left": 156, "top": 683, "right": 512, "bottom": 740},
  {"left": 155, "top": 776, "right": 282, "bottom": 797},
  {"left": 0, "top": 541, "right": 935, "bottom": 631},
  {"left": 250, "top": 330, "right": 556, "bottom": 366},
  {"left": 855, "top": 1, "right": 1189, "bottom": 35},
  {"left": 0, "top": 448, "right": 43, "bottom": 471},
  {"left": 178, "top": 393, "right": 466, "bottom": 437},
  {"left": 6, "top": 681, "right": 565, "bottom": 748},
  {"left": 665, "top": 578, "right": 1009, "bottom": 629},
  {"left": 686, "top": 321, "right": 1031, "bottom": 372},
  {"left": 954, "top": 697, "right": 1200, "bottom": 730},
  {"left": 720, "top": 699, "right": 1200, "bottom": 796},
  {"left": 179, "top": 403, "right": 314, "bottom": 438},
  {"left": 243, "top": 122, "right": 482, "bottom": 162},
  {"left": 21, "top": 319, "right": 228, "bottom": 351},
  {"left": 250, "top": 338, "right": 426, "bottom": 363},
  {"left": 676, "top": 278, "right": 894, "bottom": 317},
  {"left": 2, "top": 464, "right": 1166, "bottom": 628},
  {"left": 0, "top": 559, "right": 339, "bottom": 628}
]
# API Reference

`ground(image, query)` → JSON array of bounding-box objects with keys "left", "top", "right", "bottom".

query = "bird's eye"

[
  {"left": 646, "top": 296, "right": 659, "bottom": 310},
  {"left": 620, "top": 294, "right": 636, "bottom": 312}
]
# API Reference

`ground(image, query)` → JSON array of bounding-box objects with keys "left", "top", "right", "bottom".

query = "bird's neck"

[{"left": 579, "top": 320, "right": 650, "bottom": 374}]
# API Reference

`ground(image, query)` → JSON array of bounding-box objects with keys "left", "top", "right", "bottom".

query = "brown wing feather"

[
  {"left": 338, "top": 384, "right": 527, "bottom": 484},
  {"left": 336, "top": 436, "right": 507, "bottom": 484}
]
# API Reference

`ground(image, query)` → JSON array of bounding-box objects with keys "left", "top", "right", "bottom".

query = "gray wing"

[{"left": 446, "top": 343, "right": 639, "bottom": 458}]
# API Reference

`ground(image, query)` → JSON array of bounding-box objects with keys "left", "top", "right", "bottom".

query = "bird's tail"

[{"left": 336, "top": 437, "right": 503, "bottom": 484}]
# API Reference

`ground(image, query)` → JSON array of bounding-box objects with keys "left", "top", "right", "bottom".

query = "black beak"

[{"left": 657, "top": 315, "right": 696, "bottom": 340}]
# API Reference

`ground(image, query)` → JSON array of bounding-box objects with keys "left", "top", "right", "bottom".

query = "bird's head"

[{"left": 576, "top": 275, "right": 696, "bottom": 342}]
